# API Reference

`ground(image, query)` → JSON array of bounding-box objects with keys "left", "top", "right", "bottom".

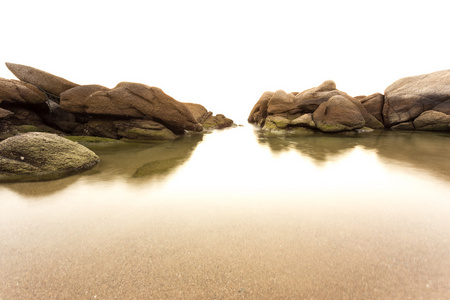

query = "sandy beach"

[{"left": 1, "top": 187, "right": 449, "bottom": 299}]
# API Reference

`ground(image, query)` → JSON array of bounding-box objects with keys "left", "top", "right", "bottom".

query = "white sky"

[{"left": 1, "top": 0, "right": 449, "bottom": 123}]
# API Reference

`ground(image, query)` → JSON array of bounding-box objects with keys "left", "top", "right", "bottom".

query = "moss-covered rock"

[{"left": 0, "top": 132, "right": 100, "bottom": 182}]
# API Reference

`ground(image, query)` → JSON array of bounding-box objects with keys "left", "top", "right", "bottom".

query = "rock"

[
  {"left": 72, "top": 118, "right": 178, "bottom": 140},
  {"left": 114, "top": 119, "right": 178, "bottom": 140},
  {"left": 41, "top": 100, "right": 80, "bottom": 133},
  {"left": 383, "top": 69, "right": 450, "bottom": 127},
  {"left": 60, "top": 82, "right": 202, "bottom": 132},
  {"left": 432, "top": 100, "right": 450, "bottom": 114},
  {"left": 5, "top": 62, "right": 79, "bottom": 97},
  {"left": 294, "top": 80, "right": 348, "bottom": 113},
  {"left": 291, "top": 113, "right": 316, "bottom": 128},
  {"left": 313, "top": 95, "right": 365, "bottom": 132},
  {"left": 183, "top": 103, "right": 213, "bottom": 124},
  {"left": 263, "top": 115, "right": 291, "bottom": 130},
  {"left": 72, "top": 118, "right": 118, "bottom": 139},
  {"left": 58, "top": 85, "right": 110, "bottom": 114},
  {"left": 359, "top": 93, "right": 385, "bottom": 124},
  {"left": 0, "top": 78, "right": 47, "bottom": 105},
  {"left": 267, "top": 90, "right": 295, "bottom": 115},
  {"left": 0, "top": 132, "right": 99, "bottom": 182},
  {"left": 248, "top": 91, "right": 273, "bottom": 125},
  {"left": 347, "top": 96, "right": 384, "bottom": 129},
  {"left": 0, "top": 108, "right": 13, "bottom": 119},
  {"left": 391, "top": 121, "right": 415, "bottom": 130},
  {"left": 414, "top": 110, "right": 450, "bottom": 131},
  {"left": 202, "top": 114, "right": 234, "bottom": 129}
]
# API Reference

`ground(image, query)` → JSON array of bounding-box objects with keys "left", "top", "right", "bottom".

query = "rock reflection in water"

[
  {"left": 2, "top": 133, "right": 204, "bottom": 197},
  {"left": 255, "top": 130, "right": 450, "bottom": 181}
]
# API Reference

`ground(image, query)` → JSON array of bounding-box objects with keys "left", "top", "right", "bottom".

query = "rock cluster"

[
  {"left": 249, "top": 70, "right": 450, "bottom": 133},
  {"left": 0, "top": 63, "right": 234, "bottom": 141}
]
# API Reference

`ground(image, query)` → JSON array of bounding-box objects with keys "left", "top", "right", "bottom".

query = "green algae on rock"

[{"left": 0, "top": 132, "right": 100, "bottom": 182}]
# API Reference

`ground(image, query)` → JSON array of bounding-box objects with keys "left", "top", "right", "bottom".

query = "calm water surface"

[{"left": 1, "top": 126, "right": 449, "bottom": 299}]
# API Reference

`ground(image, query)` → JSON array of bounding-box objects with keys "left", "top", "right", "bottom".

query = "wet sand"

[{"left": 1, "top": 189, "right": 449, "bottom": 299}]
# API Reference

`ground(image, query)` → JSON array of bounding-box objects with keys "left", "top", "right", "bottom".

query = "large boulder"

[
  {"left": 313, "top": 95, "right": 366, "bottom": 132},
  {"left": 60, "top": 82, "right": 203, "bottom": 132},
  {"left": 0, "top": 132, "right": 100, "bottom": 182},
  {"left": 5, "top": 62, "right": 79, "bottom": 97},
  {"left": 383, "top": 69, "right": 450, "bottom": 127},
  {"left": 0, "top": 78, "right": 47, "bottom": 105}
]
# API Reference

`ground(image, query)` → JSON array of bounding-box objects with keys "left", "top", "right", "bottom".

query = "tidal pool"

[{"left": 1, "top": 126, "right": 449, "bottom": 299}]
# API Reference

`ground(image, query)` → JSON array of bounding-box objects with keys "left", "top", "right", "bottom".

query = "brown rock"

[
  {"left": 294, "top": 80, "right": 346, "bottom": 113},
  {"left": 203, "top": 114, "right": 234, "bottom": 129},
  {"left": 5, "top": 62, "right": 79, "bottom": 97},
  {"left": 313, "top": 95, "right": 365, "bottom": 132},
  {"left": 183, "top": 103, "right": 213, "bottom": 124},
  {"left": 359, "top": 93, "right": 385, "bottom": 124},
  {"left": 0, "top": 108, "right": 13, "bottom": 119},
  {"left": 383, "top": 69, "right": 450, "bottom": 127},
  {"left": 267, "top": 90, "right": 295, "bottom": 115},
  {"left": 114, "top": 119, "right": 178, "bottom": 140},
  {"left": 432, "top": 100, "right": 450, "bottom": 115},
  {"left": 248, "top": 91, "right": 273, "bottom": 125},
  {"left": 0, "top": 78, "right": 47, "bottom": 105},
  {"left": 414, "top": 110, "right": 450, "bottom": 131},
  {"left": 60, "top": 82, "right": 202, "bottom": 132}
]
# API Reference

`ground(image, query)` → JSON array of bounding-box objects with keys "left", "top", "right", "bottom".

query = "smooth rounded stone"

[
  {"left": 313, "top": 95, "right": 365, "bottom": 133},
  {"left": 267, "top": 90, "right": 295, "bottom": 115},
  {"left": 383, "top": 69, "right": 450, "bottom": 127},
  {"left": 0, "top": 78, "right": 47, "bottom": 105},
  {"left": 183, "top": 103, "right": 213, "bottom": 124},
  {"left": 5, "top": 62, "right": 79, "bottom": 97},
  {"left": 413, "top": 110, "right": 450, "bottom": 131},
  {"left": 359, "top": 93, "right": 385, "bottom": 124},
  {"left": 114, "top": 119, "right": 178, "bottom": 140},
  {"left": 291, "top": 113, "right": 316, "bottom": 128},
  {"left": 0, "top": 132, "right": 100, "bottom": 182},
  {"left": 0, "top": 108, "right": 13, "bottom": 119},
  {"left": 248, "top": 91, "right": 273, "bottom": 125},
  {"left": 60, "top": 82, "right": 202, "bottom": 132}
]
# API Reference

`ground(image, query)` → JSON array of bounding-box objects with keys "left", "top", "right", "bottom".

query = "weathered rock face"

[
  {"left": 0, "top": 132, "right": 100, "bottom": 182},
  {"left": 0, "top": 78, "right": 47, "bottom": 105},
  {"left": 5, "top": 62, "right": 79, "bottom": 97},
  {"left": 60, "top": 82, "right": 203, "bottom": 132},
  {"left": 383, "top": 69, "right": 450, "bottom": 127}
]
